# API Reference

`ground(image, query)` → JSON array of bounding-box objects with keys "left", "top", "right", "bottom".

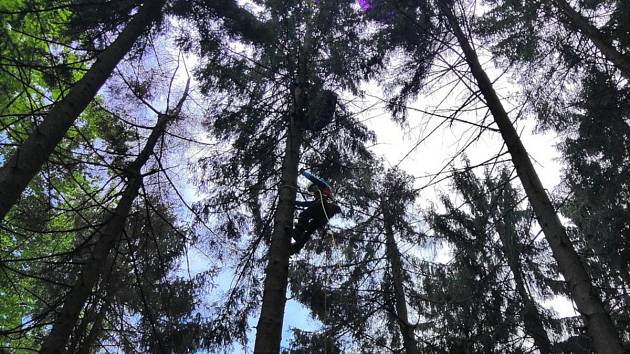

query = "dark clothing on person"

[
  {"left": 290, "top": 199, "right": 341, "bottom": 254},
  {"left": 290, "top": 170, "right": 341, "bottom": 255}
]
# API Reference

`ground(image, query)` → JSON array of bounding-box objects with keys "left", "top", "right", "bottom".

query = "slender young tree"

[
  {"left": 492, "top": 213, "right": 553, "bottom": 353},
  {"left": 0, "top": 0, "right": 167, "bottom": 221},
  {"left": 425, "top": 166, "right": 559, "bottom": 352},
  {"left": 381, "top": 194, "right": 419, "bottom": 354},
  {"left": 431, "top": 166, "right": 556, "bottom": 352},
  {"left": 39, "top": 82, "right": 189, "bottom": 353}
]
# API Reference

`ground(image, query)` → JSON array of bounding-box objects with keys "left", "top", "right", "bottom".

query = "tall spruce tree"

[
  {"left": 479, "top": 3, "right": 630, "bottom": 340},
  {"left": 184, "top": 0, "right": 377, "bottom": 351},
  {"left": 357, "top": 1, "right": 624, "bottom": 350},
  {"left": 438, "top": 4, "right": 623, "bottom": 351}
]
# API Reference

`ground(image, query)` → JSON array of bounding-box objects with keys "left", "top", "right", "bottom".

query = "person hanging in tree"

[{"left": 289, "top": 169, "right": 341, "bottom": 255}]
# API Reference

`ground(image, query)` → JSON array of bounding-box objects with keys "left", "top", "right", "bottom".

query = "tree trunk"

[
  {"left": 76, "top": 288, "right": 113, "bottom": 354},
  {"left": 553, "top": 0, "right": 630, "bottom": 78},
  {"left": 253, "top": 87, "right": 305, "bottom": 354},
  {"left": 71, "top": 255, "right": 119, "bottom": 354},
  {"left": 39, "top": 90, "right": 185, "bottom": 353},
  {"left": 66, "top": 295, "right": 99, "bottom": 353},
  {"left": 254, "top": 17, "right": 313, "bottom": 353},
  {"left": 437, "top": 3, "right": 625, "bottom": 353},
  {"left": 494, "top": 218, "right": 553, "bottom": 353},
  {"left": 0, "top": 0, "right": 165, "bottom": 221},
  {"left": 381, "top": 197, "right": 419, "bottom": 354}
]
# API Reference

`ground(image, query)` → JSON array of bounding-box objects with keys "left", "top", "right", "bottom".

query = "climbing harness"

[{"left": 317, "top": 188, "right": 339, "bottom": 251}]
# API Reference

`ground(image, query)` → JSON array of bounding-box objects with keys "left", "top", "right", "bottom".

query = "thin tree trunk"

[
  {"left": 39, "top": 87, "right": 187, "bottom": 353},
  {"left": 381, "top": 197, "right": 418, "bottom": 354},
  {"left": 72, "top": 254, "right": 119, "bottom": 354},
  {"left": 437, "top": 3, "right": 624, "bottom": 353},
  {"left": 494, "top": 219, "right": 553, "bottom": 353},
  {"left": 553, "top": 0, "right": 630, "bottom": 78},
  {"left": 66, "top": 295, "right": 100, "bottom": 353},
  {"left": 0, "top": 0, "right": 165, "bottom": 221},
  {"left": 66, "top": 224, "right": 120, "bottom": 354},
  {"left": 76, "top": 296, "right": 111, "bottom": 354}
]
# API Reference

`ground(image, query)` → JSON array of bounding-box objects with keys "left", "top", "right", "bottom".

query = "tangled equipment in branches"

[{"left": 305, "top": 89, "right": 338, "bottom": 131}]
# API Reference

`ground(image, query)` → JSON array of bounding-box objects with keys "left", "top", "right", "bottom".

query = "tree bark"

[
  {"left": 381, "top": 197, "right": 419, "bottom": 354},
  {"left": 0, "top": 0, "right": 165, "bottom": 221},
  {"left": 75, "top": 296, "right": 111, "bottom": 354},
  {"left": 437, "top": 3, "right": 625, "bottom": 353},
  {"left": 66, "top": 295, "right": 99, "bottom": 353},
  {"left": 254, "top": 16, "right": 314, "bottom": 353},
  {"left": 253, "top": 87, "right": 305, "bottom": 354},
  {"left": 494, "top": 218, "right": 553, "bottom": 354},
  {"left": 553, "top": 0, "right": 630, "bottom": 78},
  {"left": 39, "top": 87, "right": 186, "bottom": 353}
]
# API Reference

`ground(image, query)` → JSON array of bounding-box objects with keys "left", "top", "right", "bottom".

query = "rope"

[
  {"left": 317, "top": 189, "right": 342, "bottom": 273},
  {"left": 317, "top": 189, "right": 339, "bottom": 249}
]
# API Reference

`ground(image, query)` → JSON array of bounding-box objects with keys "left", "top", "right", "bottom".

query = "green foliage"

[
  {"left": 425, "top": 166, "right": 561, "bottom": 352},
  {"left": 0, "top": 0, "right": 77, "bottom": 133},
  {"left": 559, "top": 67, "right": 630, "bottom": 335}
]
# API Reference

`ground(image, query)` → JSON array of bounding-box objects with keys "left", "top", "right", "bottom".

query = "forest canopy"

[{"left": 0, "top": 0, "right": 629, "bottom": 353}]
